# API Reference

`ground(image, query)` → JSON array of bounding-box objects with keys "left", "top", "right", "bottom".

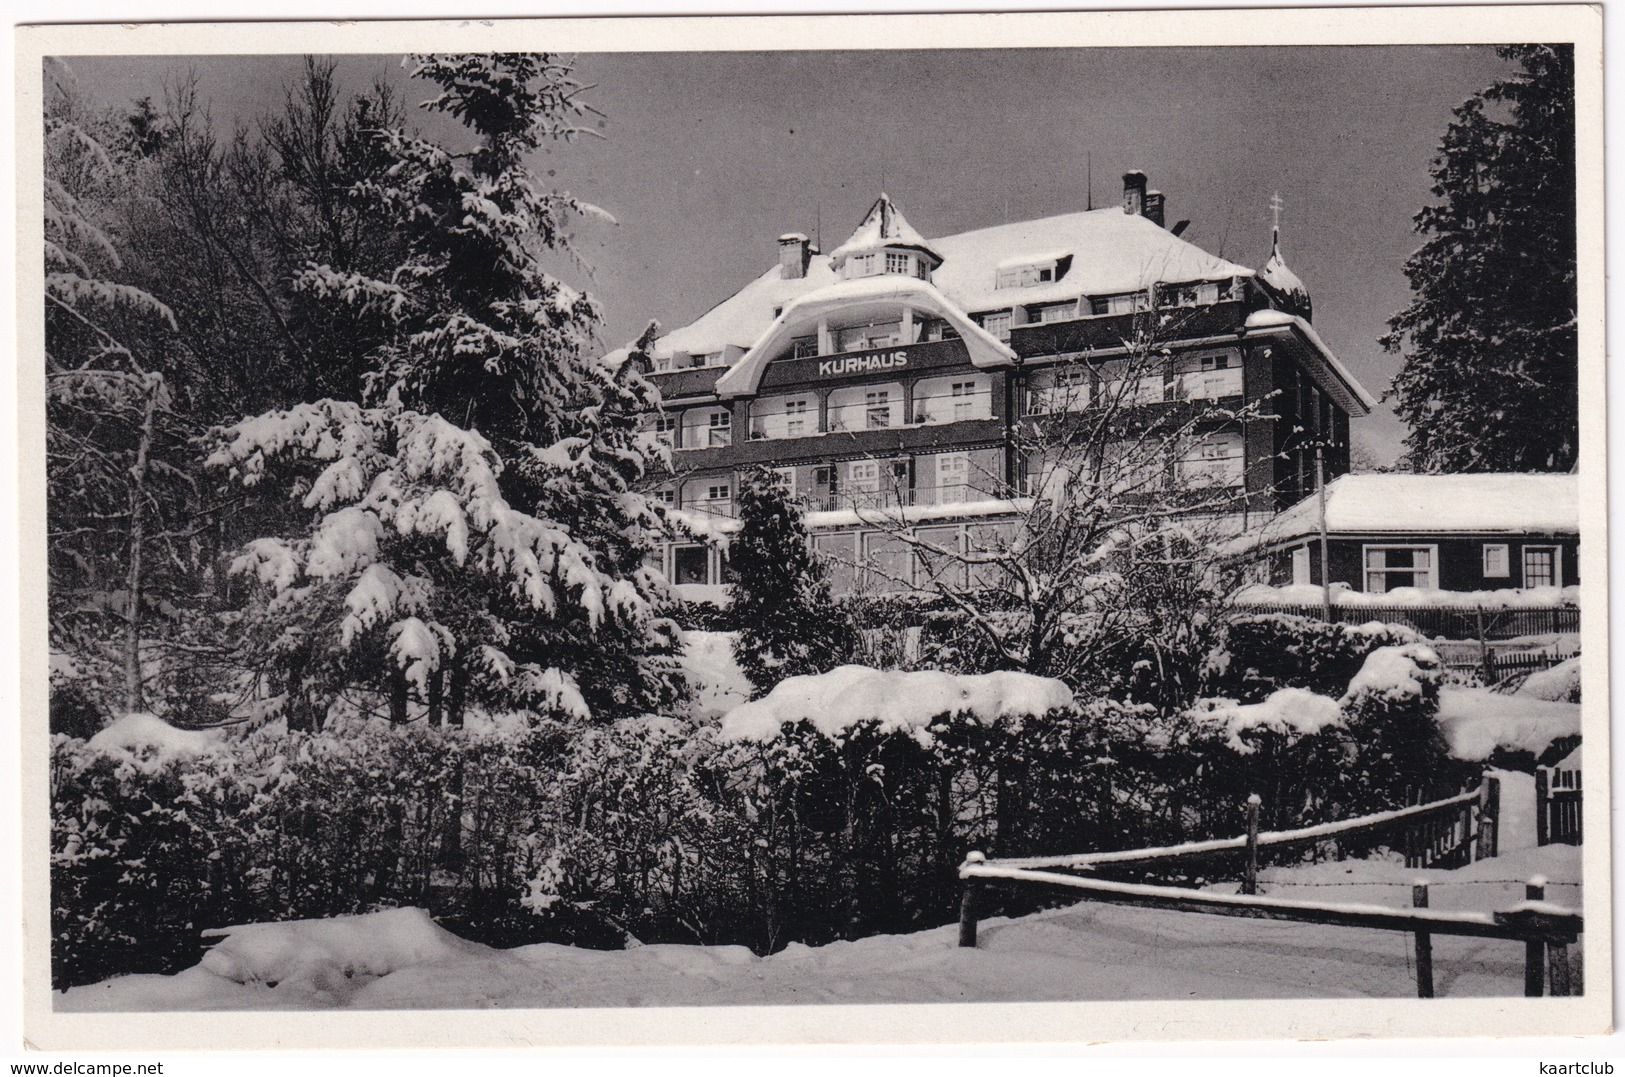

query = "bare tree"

[{"left": 857, "top": 302, "right": 1269, "bottom": 695}]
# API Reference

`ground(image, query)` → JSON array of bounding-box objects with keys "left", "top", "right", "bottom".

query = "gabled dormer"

[{"left": 826, "top": 194, "right": 944, "bottom": 283}]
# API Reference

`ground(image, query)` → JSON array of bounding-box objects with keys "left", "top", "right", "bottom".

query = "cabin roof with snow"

[{"left": 1237, "top": 473, "right": 1580, "bottom": 551}]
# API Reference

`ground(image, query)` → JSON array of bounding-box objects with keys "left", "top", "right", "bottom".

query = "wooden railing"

[
  {"left": 1537, "top": 767, "right": 1582, "bottom": 846},
  {"left": 954, "top": 778, "right": 1586, "bottom": 998},
  {"left": 984, "top": 776, "right": 1499, "bottom": 882}
]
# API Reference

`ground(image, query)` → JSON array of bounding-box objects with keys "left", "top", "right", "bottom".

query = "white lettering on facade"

[{"left": 815, "top": 351, "right": 911, "bottom": 377}]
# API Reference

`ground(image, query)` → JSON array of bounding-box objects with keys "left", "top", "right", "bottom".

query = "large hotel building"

[{"left": 629, "top": 172, "right": 1377, "bottom": 598}]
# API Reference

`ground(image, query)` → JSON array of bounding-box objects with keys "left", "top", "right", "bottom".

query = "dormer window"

[
  {"left": 886, "top": 252, "right": 910, "bottom": 275},
  {"left": 848, "top": 253, "right": 878, "bottom": 278},
  {"left": 996, "top": 254, "right": 1072, "bottom": 290}
]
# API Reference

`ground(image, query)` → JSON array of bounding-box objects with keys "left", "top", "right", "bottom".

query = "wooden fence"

[
  {"left": 1233, "top": 603, "right": 1578, "bottom": 643},
  {"left": 1537, "top": 767, "right": 1582, "bottom": 846},
  {"left": 983, "top": 775, "right": 1499, "bottom": 883},
  {"left": 954, "top": 777, "right": 1586, "bottom": 997}
]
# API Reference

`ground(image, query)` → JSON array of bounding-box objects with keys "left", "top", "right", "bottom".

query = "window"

[
  {"left": 813, "top": 533, "right": 858, "bottom": 593},
  {"left": 814, "top": 465, "right": 838, "bottom": 506},
  {"left": 849, "top": 460, "right": 880, "bottom": 493},
  {"left": 848, "top": 253, "right": 877, "bottom": 278},
  {"left": 653, "top": 486, "right": 676, "bottom": 507},
  {"left": 980, "top": 311, "right": 1012, "bottom": 341},
  {"left": 1036, "top": 301, "right": 1077, "bottom": 324},
  {"left": 1160, "top": 282, "right": 1220, "bottom": 308},
  {"left": 1200, "top": 354, "right": 1232, "bottom": 371},
  {"left": 936, "top": 453, "right": 969, "bottom": 503},
  {"left": 1092, "top": 292, "right": 1150, "bottom": 316},
  {"left": 671, "top": 544, "right": 710, "bottom": 586},
  {"left": 865, "top": 390, "right": 892, "bottom": 429},
  {"left": 653, "top": 414, "right": 677, "bottom": 445},
  {"left": 1291, "top": 546, "right": 1312, "bottom": 587},
  {"left": 707, "top": 410, "right": 732, "bottom": 448},
  {"left": 996, "top": 262, "right": 1059, "bottom": 289},
  {"left": 915, "top": 259, "right": 931, "bottom": 281},
  {"left": 1483, "top": 543, "right": 1510, "bottom": 579},
  {"left": 699, "top": 351, "right": 726, "bottom": 368},
  {"left": 770, "top": 467, "right": 797, "bottom": 497},
  {"left": 861, "top": 531, "right": 913, "bottom": 591},
  {"left": 925, "top": 320, "right": 959, "bottom": 342},
  {"left": 1363, "top": 545, "right": 1436, "bottom": 593},
  {"left": 792, "top": 337, "right": 818, "bottom": 359},
  {"left": 783, "top": 398, "right": 809, "bottom": 438},
  {"left": 1179, "top": 435, "right": 1244, "bottom": 488},
  {"left": 1522, "top": 546, "right": 1561, "bottom": 588},
  {"left": 950, "top": 381, "right": 979, "bottom": 421},
  {"left": 886, "top": 252, "right": 910, "bottom": 275}
]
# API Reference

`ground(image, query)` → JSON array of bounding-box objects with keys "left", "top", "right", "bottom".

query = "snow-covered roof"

[
  {"left": 1241, "top": 309, "right": 1376, "bottom": 412},
  {"left": 826, "top": 194, "right": 942, "bottom": 267},
  {"left": 930, "top": 209, "right": 1251, "bottom": 313},
  {"left": 650, "top": 203, "right": 1255, "bottom": 362},
  {"left": 1240, "top": 473, "right": 1579, "bottom": 549}
]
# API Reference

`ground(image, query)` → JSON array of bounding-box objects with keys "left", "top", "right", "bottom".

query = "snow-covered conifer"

[
  {"left": 728, "top": 468, "right": 857, "bottom": 696},
  {"left": 1384, "top": 45, "right": 1577, "bottom": 472},
  {"left": 216, "top": 55, "right": 685, "bottom": 726}
]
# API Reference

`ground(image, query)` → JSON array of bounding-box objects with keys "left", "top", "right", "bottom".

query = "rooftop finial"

[{"left": 1269, "top": 191, "right": 1285, "bottom": 251}]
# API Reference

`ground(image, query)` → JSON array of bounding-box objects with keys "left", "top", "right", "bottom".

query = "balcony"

[{"left": 1009, "top": 300, "right": 1250, "bottom": 359}]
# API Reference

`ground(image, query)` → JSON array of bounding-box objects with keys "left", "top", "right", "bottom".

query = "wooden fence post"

[
  {"left": 1475, "top": 605, "right": 1494, "bottom": 685},
  {"left": 1535, "top": 769, "right": 1550, "bottom": 847},
  {"left": 959, "top": 851, "right": 985, "bottom": 948},
  {"left": 1477, "top": 774, "right": 1500, "bottom": 860},
  {"left": 1524, "top": 876, "right": 1547, "bottom": 997},
  {"left": 1242, "top": 794, "right": 1261, "bottom": 896},
  {"left": 1412, "top": 880, "right": 1434, "bottom": 998}
]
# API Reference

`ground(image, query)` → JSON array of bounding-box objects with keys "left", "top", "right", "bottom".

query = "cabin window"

[
  {"left": 1363, "top": 545, "right": 1436, "bottom": 593},
  {"left": 886, "top": 251, "right": 911, "bottom": 275},
  {"left": 671, "top": 544, "right": 710, "bottom": 586},
  {"left": 1291, "top": 546, "right": 1312, "bottom": 586},
  {"left": 1522, "top": 546, "right": 1561, "bottom": 588},
  {"left": 1483, "top": 543, "right": 1510, "bottom": 578}
]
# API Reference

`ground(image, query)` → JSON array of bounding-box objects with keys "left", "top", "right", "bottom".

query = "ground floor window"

[
  {"left": 1291, "top": 545, "right": 1311, "bottom": 586},
  {"left": 1483, "top": 543, "right": 1510, "bottom": 579},
  {"left": 1362, "top": 544, "right": 1436, "bottom": 593},
  {"left": 671, "top": 544, "right": 710, "bottom": 587},
  {"left": 1522, "top": 545, "right": 1561, "bottom": 588}
]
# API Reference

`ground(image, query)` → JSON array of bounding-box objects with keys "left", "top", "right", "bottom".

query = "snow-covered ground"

[{"left": 60, "top": 773, "right": 1580, "bottom": 1010}]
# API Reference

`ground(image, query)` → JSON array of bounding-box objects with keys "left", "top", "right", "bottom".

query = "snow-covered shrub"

[
  {"left": 1205, "top": 613, "right": 1419, "bottom": 703},
  {"left": 1331, "top": 644, "right": 1461, "bottom": 816}
]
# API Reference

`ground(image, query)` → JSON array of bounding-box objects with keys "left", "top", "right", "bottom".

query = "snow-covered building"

[
  {"left": 1231, "top": 472, "right": 1580, "bottom": 594},
  {"left": 632, "top": 173, "right": 1376, "bottom": 594}
]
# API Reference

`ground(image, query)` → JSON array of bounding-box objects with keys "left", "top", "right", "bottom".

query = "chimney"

[
  {"left": 778, "top": 233, "right": 811, "bottom": 280},
  {"left": 1122, "top": 170, "right": 1147, "bottom": 216},
  {"left": 1143, "top": 190, "right": 1166, "bottom": 228}
]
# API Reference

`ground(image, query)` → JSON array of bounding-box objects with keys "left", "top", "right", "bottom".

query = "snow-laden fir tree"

[
  {"left": 1383, "top": 44, "right": 1577, "bottom": 473},
  {"left": 213, "top": 55, "right": 685, "bottom": 729},
  {"left": 728, "top": 468, "right": 856, "bottom": 697}
]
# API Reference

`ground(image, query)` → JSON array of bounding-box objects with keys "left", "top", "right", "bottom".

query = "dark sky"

[{"left": 62, "top": 45, "right": 1514, "bottom": 465}]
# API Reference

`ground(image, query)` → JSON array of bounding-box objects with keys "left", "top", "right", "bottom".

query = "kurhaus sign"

[
  {"left": 758, "top": 337, "right": 971, "bottom": 390},
  {"left": 817, "top": 350, "right": 910, "bottom": 376}
]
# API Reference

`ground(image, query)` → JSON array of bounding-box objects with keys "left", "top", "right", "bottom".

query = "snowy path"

[{"left": 60, "top": 774, "right": 1582, "bottom": 1010}]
